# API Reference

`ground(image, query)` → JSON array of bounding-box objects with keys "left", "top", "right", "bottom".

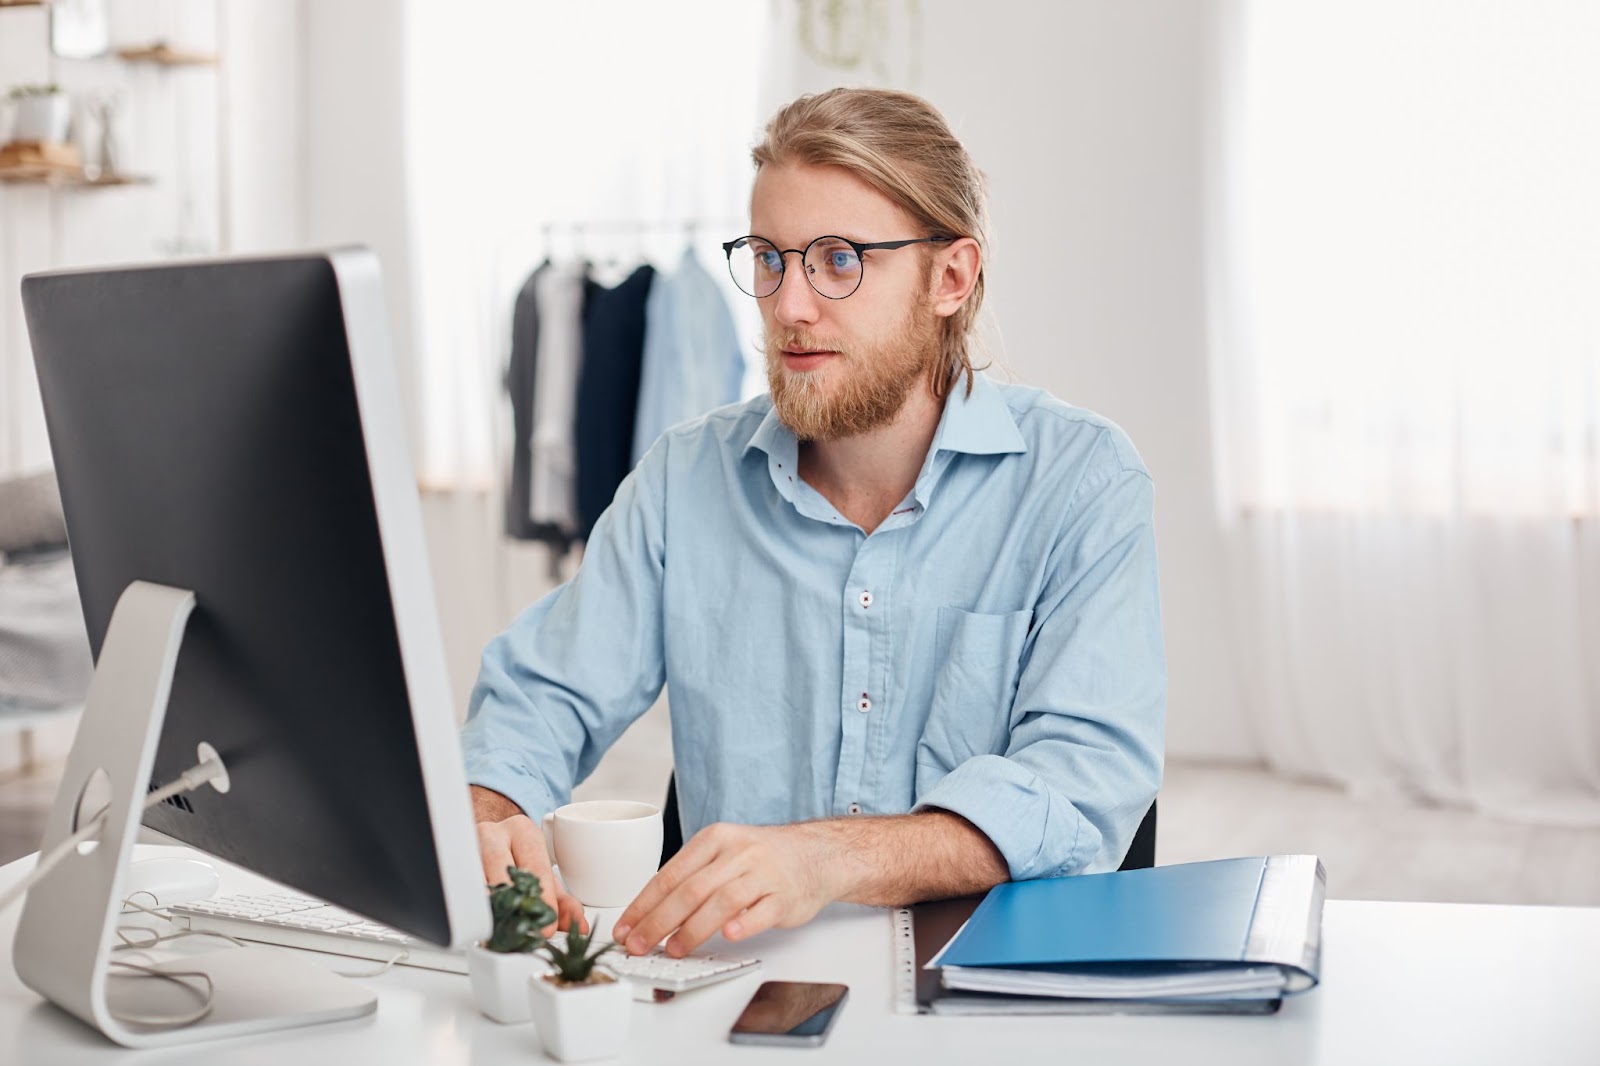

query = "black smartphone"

[{"left": 728, "top": 980, "right": 850, "bottom": 1048}]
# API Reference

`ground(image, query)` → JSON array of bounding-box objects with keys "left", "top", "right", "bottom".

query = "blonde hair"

[{"left": 752, "top": 87, "right": 989, "bottom": 399}]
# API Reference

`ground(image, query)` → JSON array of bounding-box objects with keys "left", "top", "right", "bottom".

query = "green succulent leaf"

[
  {"left": 484, "top": 865, "right": 557, "bottom": 954},
  {"left": 538, "top": 918, "right": 618, "bottom": 984}
]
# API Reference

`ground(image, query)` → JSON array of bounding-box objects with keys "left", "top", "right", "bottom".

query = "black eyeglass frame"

[{"left": 720, "top": 234, "right": 957, "bottom": 300}]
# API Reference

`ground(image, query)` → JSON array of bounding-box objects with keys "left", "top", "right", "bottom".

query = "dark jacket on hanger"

[{"left": 575, "top": 264, "right": 655, "bottom": 539}]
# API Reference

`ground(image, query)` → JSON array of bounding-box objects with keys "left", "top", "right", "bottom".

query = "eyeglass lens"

[{"left": 726, "top": 237, "right": 864, "bottom": 300}]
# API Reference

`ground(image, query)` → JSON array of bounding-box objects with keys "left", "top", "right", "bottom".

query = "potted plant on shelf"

[
  {"left": 527, "top": 919, "right": 632, "bottom": 1063},
  {"left": 7, "top": 83, "right": 70, "bottom": 144},
  {"left": 466, "top": 865, "right": 558, "bottom": 1024}
]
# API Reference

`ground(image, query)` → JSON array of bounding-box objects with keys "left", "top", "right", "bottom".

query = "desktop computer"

[{"left": 13, "top": 249, "right": 490, "bottom": 1046}]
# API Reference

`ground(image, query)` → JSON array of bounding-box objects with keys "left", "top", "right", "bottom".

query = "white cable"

[
  {"left": 4, "top": 756, "right": 399, "bottom": 1030},
  {"left": 103, "top": 897, "right": 253, "bottom": 1029},
  {"left": 334, "top": 950, "right": 411, "bottom": 979},
  {"left": 104, "top": 959, "right": 217, "bottom": 1028},
  {"left": 0, "top": 757, "right": 230, "bottom": 1030},
  {"left": 117, "top": 895, "right": 251, "bottom": 951},
  {"left": 0, "top": 757, "right": 227, "bottom": 915},
  {"left": 0, "top": 816, "right": 106, "bottom": 914}
]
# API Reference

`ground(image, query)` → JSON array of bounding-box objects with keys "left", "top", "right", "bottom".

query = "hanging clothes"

[
  {"left": 631, "top": 248, "right": 746, "bottom": 466},
  {"left": 527, "top": 261, "right": 588, "bottom": 547},
  {"left": 575, "top": 264, "right": 655, "bottom": 539},
  {"left": 503, "top": 262, "right": 548, "bottom": 539}
]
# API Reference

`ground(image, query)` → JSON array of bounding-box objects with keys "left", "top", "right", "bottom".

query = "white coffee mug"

[{"left": 542, "top": 799, "right": 663, "bottom": 909}]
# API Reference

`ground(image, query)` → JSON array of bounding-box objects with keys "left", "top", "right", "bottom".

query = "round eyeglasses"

[{"left": 721, "top": 234, "right": 955, "bottom": 300}]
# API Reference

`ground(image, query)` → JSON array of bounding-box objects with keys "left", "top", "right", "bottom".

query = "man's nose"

[{"left": 773, "top": 254, "right": 822, "bottom": 328}]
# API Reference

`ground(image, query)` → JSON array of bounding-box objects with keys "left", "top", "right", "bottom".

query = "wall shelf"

[
  {"left": 116, "top": 42, "right": 217, "bottom": 67},
  {"left": 0, "top": 167, "right": 151, "bottom": 188}
]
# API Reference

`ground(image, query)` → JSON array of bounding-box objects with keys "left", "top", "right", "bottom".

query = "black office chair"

[{"left": 659, "top": 771, "right": 1157, "bottom": 871}]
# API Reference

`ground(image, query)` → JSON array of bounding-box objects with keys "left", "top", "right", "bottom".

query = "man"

[{"left": 463, "top": 87, "right": 1164, "bottom": 959}]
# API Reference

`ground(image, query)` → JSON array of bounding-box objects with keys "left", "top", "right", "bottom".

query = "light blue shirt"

[
  {"left": 630, "top": 250, "right": 745, "bottom": 467},
  {"left": 462, "top": 372, "right": 1166, "bottom": 879}
]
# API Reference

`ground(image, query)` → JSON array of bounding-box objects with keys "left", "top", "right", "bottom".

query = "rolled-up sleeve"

[
  {"left": 914, "top": 465, "right": 1165, "bottom": 880},
  {"left": 461, "top": 443, "right": 669, "bottom": 823}
]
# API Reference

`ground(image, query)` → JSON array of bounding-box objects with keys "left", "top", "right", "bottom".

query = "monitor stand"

[{"left": 11, "top": 580, "right": 377, "bottom": 1048}]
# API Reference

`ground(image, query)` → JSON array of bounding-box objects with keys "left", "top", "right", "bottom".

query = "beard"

[{"left": 765, "top": 296, "right": 940, "bottom": 442}]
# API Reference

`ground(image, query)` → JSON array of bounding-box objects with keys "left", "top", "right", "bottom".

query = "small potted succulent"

[
  {"left": 7, "top": 84, "right": 71, "bottom": 144},
  {"left": 466, "top": 866, "right": 559, "bottom": 1024},
  {"left": 526, "top": 919, "right": 632, "bottom": 1062}
]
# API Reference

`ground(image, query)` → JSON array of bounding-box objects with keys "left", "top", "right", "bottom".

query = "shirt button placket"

[{"left": 838, "top": 547, "right": 882, "bottom": 820}]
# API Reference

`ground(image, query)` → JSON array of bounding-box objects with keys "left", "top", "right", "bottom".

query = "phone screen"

[{"left": 729, "top": 981, "right": 849, "bottom": 1045}]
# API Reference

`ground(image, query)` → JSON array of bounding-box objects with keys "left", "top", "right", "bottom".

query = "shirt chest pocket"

[{"left": 917, "top": 605, "right": 1033, "bottom": 776}]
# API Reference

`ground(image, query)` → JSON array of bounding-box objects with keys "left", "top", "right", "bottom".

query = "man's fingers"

[
  {"left": 615, "top": 824, "right": 730, "bottom": 943},
  {"left": 614, "top": 845, "right": 704, "bottom": 928},
  {"left": 665, "top": 877, "right": 762, "bottom": 957},
  {"left": 557, "top": 893, "right": 589, "bottom": 936},
  {"left": 503, "top": 824, "right": 573, "bottom": 934},
  {"left": 475, "top": 823, "right": 516, "bottom": 888},
  {"left": 620, "top": 865, "right": 730, "bottom": 955},
  {"left": 722, "top": 892, "right": 785, "bottom": 942},
  {"left": 473, "top": 813, "right": 577, "bottom": 936}
]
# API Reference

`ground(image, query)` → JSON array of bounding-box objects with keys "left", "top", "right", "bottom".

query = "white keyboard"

[{"left": 168, "top": 891, "right": 760, "bottom": 993}]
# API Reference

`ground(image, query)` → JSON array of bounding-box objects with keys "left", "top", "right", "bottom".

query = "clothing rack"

[
  {"left": 537, "top": 219, "right": 748, "bottom": 252},
  {"left": 535, "top": 219, "right": 748, "bottom": 272}
]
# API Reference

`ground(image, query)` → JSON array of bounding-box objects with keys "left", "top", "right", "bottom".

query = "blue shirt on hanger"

[
  {"left": 461, "top": 372, "right": 1166, "bottom": 879},
  {"left": 631, "top": 249, "right": 745, "bottom": 467}
]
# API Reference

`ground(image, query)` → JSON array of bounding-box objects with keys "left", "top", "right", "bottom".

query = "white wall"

[
  {"left": 220, "top": 0, "right": 306, "bottom": 253},
  {"left": 764, "top": 0, "right": 1255, "bottom": 761},
  {"left": 301, "top": 0, "right": 418, "bottom": 455}
]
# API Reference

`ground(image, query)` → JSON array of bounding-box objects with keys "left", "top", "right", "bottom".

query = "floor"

[{"left": 5, "top": 700, "right": 1598, "bottom": 907}]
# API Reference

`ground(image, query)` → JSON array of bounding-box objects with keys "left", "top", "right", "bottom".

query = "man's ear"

[{"left": 930, "top": 237, "right": 981, "bottom": 318}]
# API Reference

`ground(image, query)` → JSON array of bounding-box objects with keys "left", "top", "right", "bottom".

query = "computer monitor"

[{"left": 14, "top": 249, "right": 488, "bottom": 1045}]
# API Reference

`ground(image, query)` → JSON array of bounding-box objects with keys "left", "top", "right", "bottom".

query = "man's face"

[{"left": 750, "top": 162, "right": 941, "bottom": 442}]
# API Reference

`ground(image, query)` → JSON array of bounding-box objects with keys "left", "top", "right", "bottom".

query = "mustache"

[{"left": 765, "top": 333, "right": 849, "bottom": 357}]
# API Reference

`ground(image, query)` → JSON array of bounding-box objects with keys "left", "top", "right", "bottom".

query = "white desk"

[{"left": 3, "top": 844, "right": 1598, "bottom": 1065}]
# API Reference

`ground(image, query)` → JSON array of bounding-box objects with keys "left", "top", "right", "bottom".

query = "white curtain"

[
  {"left": 1210, "top": 1, "right": 1600, "bottom": 823},
  {"left": 403, "top": 0, "right": 767, "bottom": 491}
]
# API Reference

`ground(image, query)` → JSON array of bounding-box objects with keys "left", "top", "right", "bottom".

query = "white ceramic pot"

[
  {"left": 12, "top": 94, "right": 71, "bottom": 144},
  {"left": 528, "top": 972, "right": 632, "bottom": 1062},
  {"left": 466, "top": 943, "right": 545, "bottom": 1025}
]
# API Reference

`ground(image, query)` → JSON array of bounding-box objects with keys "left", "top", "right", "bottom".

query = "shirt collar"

[
  {"left": 928, "top": 370, "right": 1028, "bottom": 458},
  {"left": 744, "top": 400, "right": 797, "bottom": 466}
]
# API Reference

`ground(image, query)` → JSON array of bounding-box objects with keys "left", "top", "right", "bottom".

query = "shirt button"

[
  {"left": 857, "top": 695, "right": 872, "bottom": 713},
  {"left": 858, "top": 590, "right": 873, "bottom": 608},
  {"left": 848, "top": 803, "right": 862, "bottom": 815}
]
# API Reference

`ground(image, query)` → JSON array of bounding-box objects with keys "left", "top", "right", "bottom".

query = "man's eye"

[
  {"left": 757, "top": 252, "right": 782, "bottom": 272},
  {"left": 828, "top": 251, "right": 860, "bottom": 272}
]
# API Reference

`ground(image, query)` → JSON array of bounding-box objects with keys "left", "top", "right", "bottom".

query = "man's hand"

[
  {"left": 471, "top": 785, "right": 587, "bottom": 936},
  {"left": 611, "top": 809, "right": 1010, "bottom": 958},
  {"left": 610, "top": 822, "right": 849, "bottom": 958}
]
